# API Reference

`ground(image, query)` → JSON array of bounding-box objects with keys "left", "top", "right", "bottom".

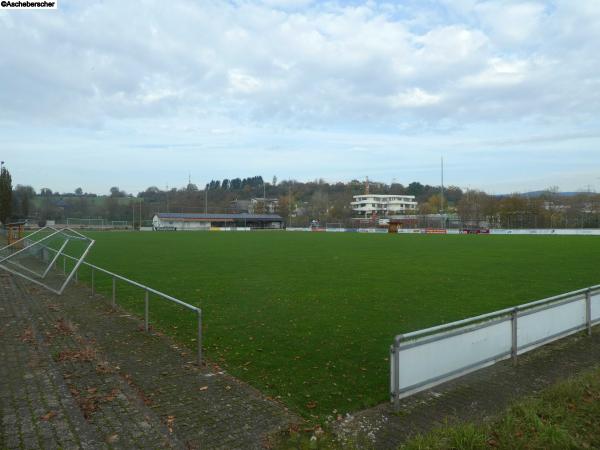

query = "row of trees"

[
  {"left": 2, "top": 168, "right": 600, "bottom": 229},
  {"left": 454, "top": 189, "right": 600, "bottom": 229},
  {"left": 203, "top": 176, "right": 267, "bottom": 192}
]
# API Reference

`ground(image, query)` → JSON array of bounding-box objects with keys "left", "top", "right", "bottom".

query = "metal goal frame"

[{"left": 0, "top": 226, "right": 95, "bottom": 295}]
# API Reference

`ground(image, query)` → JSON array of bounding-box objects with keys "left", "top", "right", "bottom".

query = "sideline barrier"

[
  {"left": 394, "top": 228, "right": 600, "bottom": 235},
  {"left": 19, "top": 239, "right": 203, "bottom": 366},
  {"left": 390, "top": 285, "right": 600, "bottom": 409},
  {"left": 357, "top": 228, "right": 387, "bottom": 233},
  {"left": 298, "top": 227, "right": 387, "bottom": 232},
  {"left": 490, "top": 229, "right": 600, "bottom": 235},
  {"left": 287, "top": 227, "right": 600, "bottom": 235}
]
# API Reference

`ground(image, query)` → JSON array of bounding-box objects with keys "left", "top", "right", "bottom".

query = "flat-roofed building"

[
  {"left": 351, "top": 194, "right": 417, "bottom": 221},
  {"left": 152, "top": 213, "right": 284, "bottom": 230}
]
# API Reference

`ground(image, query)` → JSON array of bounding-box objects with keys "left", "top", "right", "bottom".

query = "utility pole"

[
  {"left": 166, "top": 184, "right": 169, "bottom": 213},
  {"left": 288, "top": 182, "right": 292, "bottom": 228},
  {"left": 205, "top": 186, "right": 208, "bottom": 214},
  {"left": 440, "top": 156, "right": 445, "bottom": 229}
]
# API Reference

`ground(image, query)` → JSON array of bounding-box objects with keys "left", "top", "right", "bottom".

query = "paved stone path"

[
  {"left": 333, "top": 324, "right": 600, "bottom": 448},
  {"left": 0, "top": 273, "right": 103, "bottom": 449},
  {"left": 0, "top": 273, "right": 297, "bottom": 449}
]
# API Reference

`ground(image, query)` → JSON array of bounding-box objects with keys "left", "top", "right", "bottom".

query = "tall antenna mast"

[
  {"left": 288, "top": 181, "right": 292, "bottom": 228},
  {"left": 441, "top": 156, "right": 445, "bottom": 223},
  {"left": 365, "top": 176, "right": 370, "bottom": 195},
  {"left": 166, "top": 184, "right": 169, "bottom": 213}
]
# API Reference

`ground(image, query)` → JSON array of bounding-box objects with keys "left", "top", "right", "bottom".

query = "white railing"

[{"left": 390, "top": 285, "right": 600, "bottom": 409}]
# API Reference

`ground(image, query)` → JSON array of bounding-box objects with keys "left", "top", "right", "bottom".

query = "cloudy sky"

[{"left": 1, "top": 0, "right": 599, "bottom": 194}]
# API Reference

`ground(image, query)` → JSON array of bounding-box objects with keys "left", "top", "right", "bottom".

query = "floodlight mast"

[
  {"left": 288, "top": 182, "right": 292, "bottom": 228},
  {"left": 441, "top": 156, "right": 445, "bottom": 229}
]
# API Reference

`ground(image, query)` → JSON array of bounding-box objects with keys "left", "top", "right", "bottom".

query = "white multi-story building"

[{"left": 351, "top": 194, "right": 418, "bottom": 220}]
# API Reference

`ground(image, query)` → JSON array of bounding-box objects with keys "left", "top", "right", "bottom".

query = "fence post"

[
  {"left": 91, "top": 268, "right": 95, "bottom": 296},
  {"left": 144, "top": 291, "right": 149, "bottom": 332},
  {"left": 586, "top": 289, "right": 592, "bottom": 336},
  {"left": 511, "top": 308, "right": 518, "bottom": 365},
  {"left": 389, "top": 344, "right": 395, "bottom": 406},
  {"left": 112, "top": 277, "right": 116, "bottom": 309},
  {"left": 392, "top": 336, "right": 401, "bottom": 412},
  {"left": 197, "top": 308, "right": 203, "bottom": 366}
]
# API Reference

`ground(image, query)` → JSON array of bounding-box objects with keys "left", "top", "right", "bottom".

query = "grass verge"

[
  {"left": 402, "top": 365, "right": 600, "bottom": 449},
  {"left": 275, "top": 365, "right": 600, "bottom": 448}
]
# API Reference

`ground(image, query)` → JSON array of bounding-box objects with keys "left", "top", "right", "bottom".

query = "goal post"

[
  {"left": 67, "top": 218, "right": 106, "bottom": 228},
  {"left": 111, "top": 221, "right": 130, "bottom": 228},
  {"left": 0, "top": 226, "right": 95, "bottom": 295}
]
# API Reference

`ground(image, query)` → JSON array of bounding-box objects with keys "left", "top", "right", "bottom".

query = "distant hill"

[
  {"left": 522, "top": 191, "right": 582, "bottom": 198},
  {"left": 496, "top": 191, "right": 589, "bottom": 198}
]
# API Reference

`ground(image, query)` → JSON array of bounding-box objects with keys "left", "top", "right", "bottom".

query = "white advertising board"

[
  {"left": 517, "top": 297, "right": 586, "bottom": 353},
  {"left": 397, "top": 319, "right": 512, "bottom": 396}
]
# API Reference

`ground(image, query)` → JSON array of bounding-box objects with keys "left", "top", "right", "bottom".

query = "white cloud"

[
  {"left": 462, "top": 57, "right": 533, "bottom": 87},
  {"left": 0, "top": 0, "right": 599, "bottom": 193},
  {"left": 228, "top": 70, "right": 263, "bottom": 94},
  {"left": 475, "top": 2, "right": 547, "bottom": 44},
  {"left": 1, "top": 0, "right": 597, "bottom": 128},
  {"left": 390, "top": 88, "right": 442, "bottom": 108}
]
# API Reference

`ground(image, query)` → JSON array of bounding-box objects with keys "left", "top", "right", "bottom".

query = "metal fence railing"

[
  {"left": 17, "top": 236, "right": 203, "bottom": 366},
  {"left": 390, "top": 285, "right": 600, "bottom": 410},
  {"left": 61, "top": 252, "right": 203, "bottom": 366}
]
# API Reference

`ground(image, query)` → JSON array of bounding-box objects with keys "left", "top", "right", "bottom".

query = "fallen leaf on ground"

[
  {"left": 40, "top": 411, "right": 57, "bottom": 421},
  {"left": 166, "top": 415, "right": 176, "bottom": 433}
]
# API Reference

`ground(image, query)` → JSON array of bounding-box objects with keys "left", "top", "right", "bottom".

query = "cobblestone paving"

[
  {"left": 5, "top": 275, "right": 298, "bottom": 449},
  {"left": 333, "top": 325, "right": 600, "bottom": 449},
  {"left": 0, "top": 273, "right": 102, "bottom": 449},
  {"left": 26, "top": 294, "right": 183, "bottom": 448}
]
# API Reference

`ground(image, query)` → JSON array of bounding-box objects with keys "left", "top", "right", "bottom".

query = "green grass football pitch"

[{"left": 69, "top": 231, "right": 600, "bottom": 419}]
